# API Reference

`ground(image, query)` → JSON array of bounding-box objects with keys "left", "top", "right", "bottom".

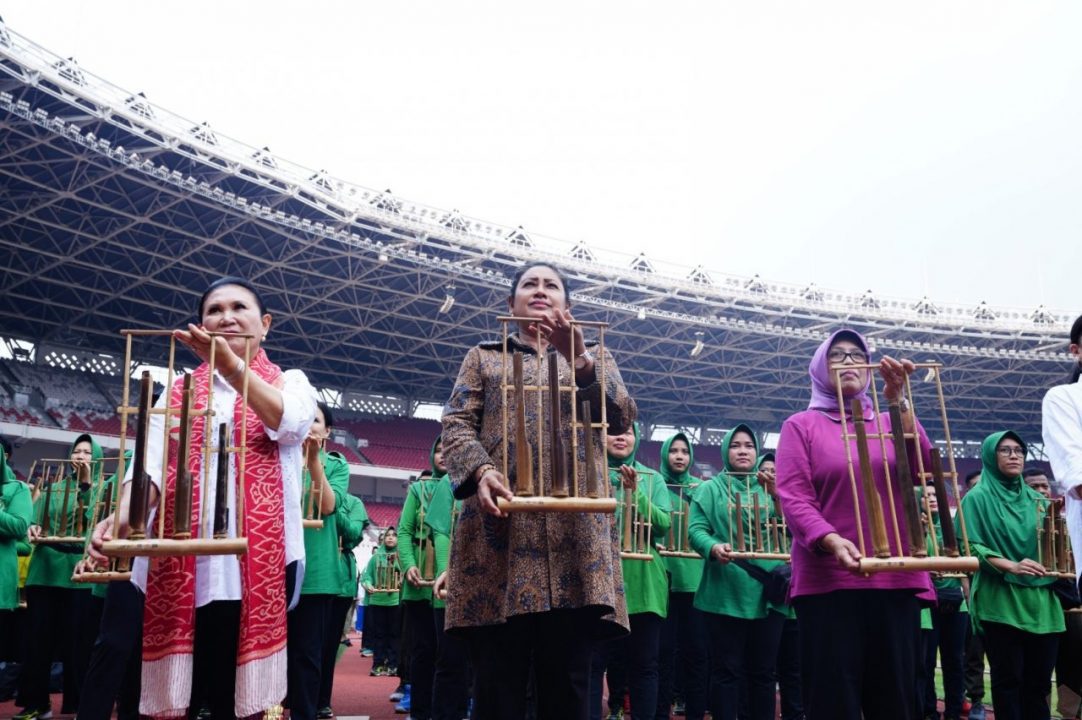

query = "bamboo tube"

[
  {"left": 496, "top": 496, "right": 617, "bottom": 513},
  {"left": 213, "top": 423, "right": 229, "bottom": 538},
  {"left": 887, "top": 403, "right": 926, "bottom": 557},
  {"left": 581, "top": 400, "right": 598, "bottom": 498},
  {"left": 128, "top": 371, "right": 153, "bottom": 540},
  {"left": 859, "top": 556, "right": 978, "bottom": 574},
  {"left": 548, "top": 357, "right": 568, "bottom": 497},
  {"left": 1056, "top": 513, "right": 1069, "bottom": 574},
  {"left": 173, "top": 373, "right": 194, "bottom": 538},
  {"left": 513, "top": 353, "right": 534, "bottom": 496},
  {"left": 734, "top": 493, "right": 745, "bottom": 552},
  {"left": 622, "top": 487, "right": 634, "bottom": 552},
  {"left": 928, "top": 449, "right": 958, "bottom": 557},
  {"left": 41, "top": 466, "right": 54, "bottom": 535},
  {"left": 851, "top": 399, "right": 891, "bottom": 559},
  {"left": 1041, "top": 507, "right": 1055, "bottom": 572},
  {"left": 58, "top": 466, "right": 74, "bottom": 537},
  {"left": 753, "top": 493, "right": 763, "bottom": 552}
]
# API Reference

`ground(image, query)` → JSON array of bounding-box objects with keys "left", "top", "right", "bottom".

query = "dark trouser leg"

[
  {"left": 745, "top": 613, "right": 785, "bottom": 720},
  {"left": 464, "top": 622, "right": 532, "bottom": 720},
  {"left": 706, "top": 613, "right": 749, "bottom": 720},
  {"left": 920, "top": 628, "right": 937, "bottom": 716},
  {"left": 367, "top": 604, "right": 389, "bottom": 667},
  {"left": 402, "top": 600, "right": 436, "bottom": 720},
  {"left": 18, "top": 585, "right": 61, "bottom": 712},
  {"left": 776, "top": 617, "right": 803, "bottom": 720},
  {"left": 287, "top": 594, "right": 331, "bottom": 720},
  {"left": 589, "top": 641, "right": 611, "bottom": 720},
  {"left": 432, "top": 607, "right": 471, "bottom": 720},
  {"left": 531, "top": 610, "right": 597, "bottom": 720},
  {"left": 1021, "top": 627, "right": 1059, "bottom": 720},
  {"left": 936, "top": 609, "right": 969, "bottom": 719},
  {"left": 965, "top": 622, "right": 986, "bottom": 704},
  {"left": 1057, "top": 613, "right": 1082, "bottom": 719},
  {"left": 398, "top": 602, "right": 413, "bottom": 683},
  {"left": 655, "top": 592, "right": 680, "bottom": 720},
  {"left": 794, "top": 589, "right": 920, "bottom": 720},
  {"left": 191, "top": 600, "right": 241, "bottom": 720},
  {"left": 607, "top": 634, "right": 629, "bottom": 714},
  {"left": 982, "top": 620, "right": 1027, "bottom": 720},
  {"left": 657, "top": 592, "right": 708, "bottom": 720},
  {"left": 627, "top": 613, "right": 662, "bottom": 720},
  {"left": 63, "top": 589, "right": 97, "bottom": 713},
  {"left": 316, "top": 596, "right": 352, "bottom": 709},
  {"left": 77, "top": 582, "right": 144, "bottom": 720}
]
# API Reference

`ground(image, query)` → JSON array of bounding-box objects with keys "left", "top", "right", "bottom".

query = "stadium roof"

[{"left": 1, "top": 19, "right": 1075, "bottom": 448}]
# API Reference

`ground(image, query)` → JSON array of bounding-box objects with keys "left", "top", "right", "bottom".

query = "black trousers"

[
  {"left": 287, "top": 593, "right": 332, "bottom": 720},
  {"left": 18, "top": 585, "right": 90, "bottom": 713},
  {"left": 981, "top": 620, "right": 1060, "bottom": 720},
  {"left": 589, "top": 612, "right": 661, "bottom": 720},
  {"left": 793, "top": 589, "right": 921, "bottom": 720},
  {"left": 367, "top": 604, "right": 401, "bottom": 669},
  {"left": 402, "top": 599, "right": 436, "bottom": 720},
  {"left": 656, "top": 591, "right": 708, "bottom": 720},
  {"left": 1055, "top": 612, "right": 1082, "bottom": 719},
  {"left": 77, "top": 581, "right": 143, "bottom": 720},
  {"left": 707, "top": 611, "right": 785, "bottom": 720},
  {"left": 776, "top": 617, "right": 803, "bottom": 720},
  {"left": 464, "top": 608, "right": 600, "bottom": 720},
  {"left": 432, "top": 606, "right": 472, "bottom": 720},
  {"left": 921, "top": 607, "right": 968, "bottom": 719},
  {"left": 316, "top": 595, "right": 353, "bottom": 709},
  {"left": 965, "top": 622, "right": 987, "bottom": 703},
  {"left": 190, "top": 600, "right": 241, "bottom": 720}
]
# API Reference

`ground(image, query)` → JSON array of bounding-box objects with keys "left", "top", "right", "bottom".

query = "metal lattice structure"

[{"left": 1, "top": 19, "right": 1075, "bottom": 448}]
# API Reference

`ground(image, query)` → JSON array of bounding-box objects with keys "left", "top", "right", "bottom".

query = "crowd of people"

[{"left": 1, "top": 265, "right": 1082, "bottom": 720}]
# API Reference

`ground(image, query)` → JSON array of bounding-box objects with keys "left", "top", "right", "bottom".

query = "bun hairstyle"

[{"left": 1069, "top": 314, "right": 1082, "bottom": 384}]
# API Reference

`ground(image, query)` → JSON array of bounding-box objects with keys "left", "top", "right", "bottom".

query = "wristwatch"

[{"left": 574, "top": 351, "right": 594, "bottom": 372}]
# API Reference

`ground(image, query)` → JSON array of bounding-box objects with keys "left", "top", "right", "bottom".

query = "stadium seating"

[{"left": 364, "top": 501, "right": 404, "bottom": 529}]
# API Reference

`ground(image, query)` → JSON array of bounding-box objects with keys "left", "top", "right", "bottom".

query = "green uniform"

[
  {"left": 300, "top": 450, "right": 352, "bottom": 595},
  {"left": 337, "top": 492, "right": 370, "bottom": 602},
  {"left": 396, "top": 438, "right": 445, "bottom": 603},
  {"left": 689, "top": 425, "right": 784, "bottom": 619},
  {"left": 362, "top": 544, "right": 401, "bottom": 608},
  {"left": 1, "top": 445, "right": 32, "bottom": 610},
  {"left": 659, "top": 432, "right": 704, "bottom": 593},
  {"left": 26, "top": 434, "right": 100, "bottom": 591},
  {"left": 425, "top": 474, "right": 460, "bottom": 611},
  {"left": 961, "top": 431, "right": 1064, "bottom": 635},
  {"left": 609, "top": 423, "right": 671, "bottom": 618}
]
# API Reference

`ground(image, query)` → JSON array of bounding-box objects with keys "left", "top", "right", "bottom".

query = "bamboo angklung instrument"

[
  {"left": 888, "top": 402, "right": 926, "bottom": 557},
  {"left": 173, "top": 373, "right": 195, "bottom": 538},
  {"left": 753, "top": 493, "right": 763, "bottom": 553},
  {"left": 213, "top": 422, "right": 230, "bottom": 539},
  {"left": 928, "top": 449, "right": 959, "bottom": 557},
  {"left": 32, "top": 460, "right": 92, "bottom": 545},
  {"left": 40, "top": 466, "right": 54, "bottom": 535},
  {"left": 733, "top": 492, "right": 746, "bottom": 552},
  {"left": 548, "top": 355, "right": 569, "bottom": 498},
  {"left": 852, "top": 398, "right": 891, "bottom": 559},
  {"left": 1055, "top": 512, "right": 1070, "bottom": 575},
  {"left": 581, "top": 400, "right": 599, "bottom": 498},
  {"left": 127, "top": 371, "right": 153, "bottom": 540},
  {"left": 513, "top": 352, "right": 534, "bottom": 496},
  {"left": 495, "top": 316, "right": 616, "bottom": 513}
]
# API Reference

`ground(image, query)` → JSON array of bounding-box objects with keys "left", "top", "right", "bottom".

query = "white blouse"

[
  {"left": 1042, "top": 376, "right": 1082, "bottom": 582},
  {"left": 128, "top": 366, "right": 317, "bottom": 608}
]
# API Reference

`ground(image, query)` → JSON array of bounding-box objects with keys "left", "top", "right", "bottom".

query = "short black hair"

[
  {"left": 1023, "top": 467, "right": 1049, "bottom": 479},
  {"left": 508, "top": 262, "right": 572, "bottom": 304},
  {"left": 384, "top": 526, "right": 397, "bottom": 536},
  {"left": 197, "top": 276, "right": 268, "bottom": 319},
  {"left": 1072, "top": 314, "right": 1082, "bottom": 345},
  {"left": 964, "top": 469, "right": 981, "bottom": 487},
  {"left": 316, "top": 401, "right": 334, "bottom": 430}
]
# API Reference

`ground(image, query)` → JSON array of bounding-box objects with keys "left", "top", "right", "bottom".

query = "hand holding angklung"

[
  {"left": 710, "top": 542, "right": 733, "bottom": 564},
  {"left": 477, "top": 470, "right": 513, "bottom": 518},
  {"left": 87, "top": 516, "right": 113, "bottom": 563},
  {"left": 1012, "top": 558, "right": 1048, "bottom": 577},
  {"left": 405, "top": 566, "right": 424, "bottom": 588},
  {"left": 821, "top": 532, "right": 863, "bottom": 573},
  {"left": 27, "top": 524, "right": 42, "bottom": 541},
  {"left": 619, "top": 464, "right": 637, "bottom": 491},
  {"left": 757, "top": 467, "right": 776, "bottom": 496},
  {"left": 878, "top": 355, "right": 915, "bottom": 402},
  {"left": 174, "top": 324, "right": 242, "bottom": 374},
  {"left": 533, "top": 308, "right": 585, "bottom": 364}
]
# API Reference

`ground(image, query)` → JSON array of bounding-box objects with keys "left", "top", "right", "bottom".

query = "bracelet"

[
  {"left": 225, "top": 360, "right": 246, "bottom": 384},
  {"left": 475, "top": 463, "right": 496, "bottom": 483}
]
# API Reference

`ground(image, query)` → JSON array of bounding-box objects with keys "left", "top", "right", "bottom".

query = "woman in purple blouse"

[{"left": 775, "top": 329, "right": 934, "bottom": 720}]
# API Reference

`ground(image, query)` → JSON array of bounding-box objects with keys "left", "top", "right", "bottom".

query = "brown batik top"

[{"left": 441, "top": 333, "right": 636, "bottom": 638}]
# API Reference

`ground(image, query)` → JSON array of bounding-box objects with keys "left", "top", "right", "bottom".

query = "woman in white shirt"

[{"left": 90, "top": 276, "right": 317, "bottom": 719}]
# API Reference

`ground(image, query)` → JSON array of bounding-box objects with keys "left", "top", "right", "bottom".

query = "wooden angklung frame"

[
  {"left": 724, "top": 472, "right": 791, "bottom": 562},
  {"left": 834, "top": 361, "right": 976, "bottom": 574},
  {"left": 496, "top": 316, "right": 616, "bottom": 513},
  {"left": 72, "top": 455, "right": 133, "bottom": 583},
  {"left": 657, "top": 483, "right": 698, "bottom": 559},
  {"left": 618, "top": 468, "right": 657, "bottom": 562},
  {"left": 1037, "top": 496, "right": 1076, "bottom": 580},
  {"left": 301, "top": 439, "right": 327, "bottom": 530},
  {"left": 101, "top": 329, "right": 252, "bottom": 558},
  {"left": 27, "top": 455, "right": 101, "bottom": 546}
]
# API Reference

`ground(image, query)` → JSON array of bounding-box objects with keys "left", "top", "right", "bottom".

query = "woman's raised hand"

[
  {"left": 533, "top": 308, "right": 585, "bottom": 364},
  {"left": 174, "top": 324, "right": 243, "bottom": 376},
  {"left": 878, "top": 355, "right": 916, "bottom": 403}
]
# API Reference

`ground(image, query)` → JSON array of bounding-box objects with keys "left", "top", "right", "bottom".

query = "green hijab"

[
  {"left": 607, "top": 423, "right": 641, "bottom": 472},
  {"left": 424, "top": 436, "right": 453, "bottom": 535},
  {"left": 67, "top": 433, "right": 104, "bottom": 487},
  {"left": 660, "top": 432, "right": 696, "bottom": 486},
  {"left": 717, "top": 424, "right": 760, "bottom": 492},
  {"left": 962, "top": 430, "right": 1054, "bottom": 588}
]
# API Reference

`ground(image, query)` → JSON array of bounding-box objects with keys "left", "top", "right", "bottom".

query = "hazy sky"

[{"left": 5, "top": 2, "right": 1080, "bottom": 313}]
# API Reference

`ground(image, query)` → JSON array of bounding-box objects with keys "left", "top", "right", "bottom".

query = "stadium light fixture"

[
  {"left": 637, "top": 307, "right": 646, "bottom": 320},
  {"left": 439, "top": 286, "right": 456, "bottom": 314},
  {"left": 689, "top": 331, "right": 705, "bottom": 358}
]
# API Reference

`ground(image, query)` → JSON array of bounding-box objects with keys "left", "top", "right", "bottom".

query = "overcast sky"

[{"left": 5, "top": 2, "right": 1081, "bottom": 314}]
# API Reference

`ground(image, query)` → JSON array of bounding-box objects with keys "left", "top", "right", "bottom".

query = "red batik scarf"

[{"left": 141, "top": 349, "right": 287, "bottom": 718}]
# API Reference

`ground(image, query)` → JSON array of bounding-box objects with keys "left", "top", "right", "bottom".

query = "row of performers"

[{"left": 4, "top": 265, "right": 1082, "bottom": 720}]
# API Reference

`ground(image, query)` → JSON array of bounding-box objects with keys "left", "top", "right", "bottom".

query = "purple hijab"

[{"left": 807, "top": 328, "right": 875, "bottom": 418}]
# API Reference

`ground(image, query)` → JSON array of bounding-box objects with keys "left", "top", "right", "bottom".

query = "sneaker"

[
  {"left": 361, "top": 648, "right": 374, "bottom": 657},
  {"left": 672, "top": 699, "right": 686, "bottom": 716},
  {"left": 13, "top": 709, "right": 53, "bottom": 720},
  {"left": 394, "top": 685, "right": 412, "bottom": 714},
  {"left": 967, "top": 702, "right": 986, "bottom": 720},
  {"left": 389, "top": 683, "right": 408, "bottom": 702},
  {"left": 387, "top": 665, "right": 398, "bottom": 676},
  {"left": 605, "top": 711, "right": 623, "bottom": 720},
  {"left": 370, "top": 664, "right": 383, "bottom": 677},
  {"left": 316, "top": 707, "right": 334, "bottom": 719}
]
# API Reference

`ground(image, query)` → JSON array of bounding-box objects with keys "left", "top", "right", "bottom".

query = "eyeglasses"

[
  {"left": 996, "top": 447, "right": 1026, "bottom": 458},
  {"left": 827, "top": 349, "right": 868, "bottom": 364}
]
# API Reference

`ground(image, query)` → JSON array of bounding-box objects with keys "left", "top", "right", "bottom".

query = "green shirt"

[
  {"left": 1, "top": 479, "right": 32, "bottom": 609},
  {"left": 26, "top": 475, "right": 92, "bottom": 590},
  {"left": 397, "top": 478, "right": 438, "bottom": 603},
  {"left": 300, "top": 451, "right": 351, "bottom": 596},
  {"left": 362, "top": 549, "right": 401, "bottom": 607},
  {"left": 689, "top": 474, "right": 783, "bottom": 619},
  {"left": 336, "top": 492, "right": 369, "bottom": 600},
  {"left": 662, "top": 484, "right": 705, "bottom": 593},
  {"left": 615, "top": 463, "right": 671, "bottom": 618},
  {"left": 428, "top": 476, "right": 462, "bottom": 610},
  {"left": 968, "top": 541, "right": 1064, "bottom": 634}
]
